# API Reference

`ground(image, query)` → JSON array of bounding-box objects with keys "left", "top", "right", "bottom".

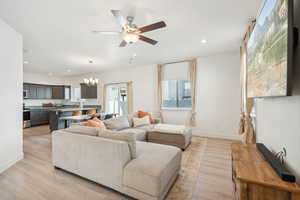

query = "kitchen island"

[{"left": 49, "top": 106, "right": 100, "bottom": 131}]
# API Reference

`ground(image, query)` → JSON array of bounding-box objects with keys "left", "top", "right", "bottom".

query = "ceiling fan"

[{"left": 92, "top": 10, "right": 167, "bottom": 47}]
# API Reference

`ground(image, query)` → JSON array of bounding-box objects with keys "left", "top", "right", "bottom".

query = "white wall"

[
  {"left": 23, "top": 72, "right": 67, "bottom": 85},
  {"left": 194, "top": 52, "right": 241, "bottom": 140},
  {"left": 0, "top": 18, "right": 23, "bottom": 173},
  {"left": 255, "top": 0, "right": 300, "bottom": 184}
]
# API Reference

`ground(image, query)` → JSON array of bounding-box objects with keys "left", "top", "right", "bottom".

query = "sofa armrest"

[{"left": 52, "top": 131, "right": 131, "bottom": 190}]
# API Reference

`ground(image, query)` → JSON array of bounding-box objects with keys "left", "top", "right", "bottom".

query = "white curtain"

[
  {"left": 239, "top": 21, "right": 256, "bottom": 144},
  {"left": 157, "top": 64, "right": 164, "bottom": 122},
  {"left": 189, "top": 59, "right": 197, "bottom": 127},
  {"left": 102, "top": 84, "right": 108, "bottom": 112},
  {"left": 127, "top": 81, "right": 133, "bottom": 114}
]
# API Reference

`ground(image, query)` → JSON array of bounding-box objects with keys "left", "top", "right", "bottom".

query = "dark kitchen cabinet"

[
  {"left": 24, "top": 83, "right": 71, "bottom": 100},
  {"left": 36, "top": 85, "right": 47, "bottom": 99},
  {"left": 30, "top": 110, "right": 50, "bottom": 126},
  {"left": 51, "top": 86, "right": 64, "bottom": 99},
  {"left": 28, "top": 85, "right": 38, "bottom": 99},
  {"left": 81, "top": 83, "right": 97, "bottom": 99}
]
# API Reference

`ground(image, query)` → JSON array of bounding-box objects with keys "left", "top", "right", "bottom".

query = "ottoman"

[{"left": 147, "top": 124, "right": 192, "bottom": 150}]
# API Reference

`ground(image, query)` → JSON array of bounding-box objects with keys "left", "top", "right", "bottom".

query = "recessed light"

[
  {"left": 133, "top": 53, "right": 137, "bottom": 57},
  {"left": 201, "top": 39, "right": 207, "bottom": 44},
  {"left": 23, "top": 61, "right": 29, "bottom": 64}
]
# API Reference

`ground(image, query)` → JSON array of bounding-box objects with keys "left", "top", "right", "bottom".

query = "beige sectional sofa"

[
  {"left": 52, "top": 126, "right": 182, "bottom": 200},
  {"left": 52, "top": 115, "right": 192, "bottom": 200}
]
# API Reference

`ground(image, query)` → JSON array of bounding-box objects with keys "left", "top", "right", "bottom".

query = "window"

[
  {"left": 162, "top": 80, "right": 191, "bottom": 108},
  {"left": 161, "top": 61, "right": 192, "bottom": 109}
]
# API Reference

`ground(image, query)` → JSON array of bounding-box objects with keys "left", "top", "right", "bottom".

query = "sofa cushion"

[
  {"left": 135, "top": 124, "right": 154, "bottom": 132},
  {"left": 119, "top": 128, "right": 146, "bottom": 141},
  {"left": 65, "top": 125, "right": 100, "bottom": 136},
  {"left": 148, "top": 124, "right": 192, "bottom": 149},
  {"left": 98, "top": 129, "right": 137, "bottom": 159},
  {"left": 104, "top": 116, "right": 130, "bottom": 130},
  {"left": 123, "top": 142, "right": 181, "bottom": 197}
]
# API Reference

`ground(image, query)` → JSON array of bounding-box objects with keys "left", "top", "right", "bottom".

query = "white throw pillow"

[
  {"left": 133, "top": 116, "right": 151, "bottom": 128},
  {"left": 103, "top": 116, "right": 130, "bottom": 130}
]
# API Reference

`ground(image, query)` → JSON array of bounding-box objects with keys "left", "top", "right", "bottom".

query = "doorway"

[{"left": 105, "top": 83, "right": 128, "bottom": 116}]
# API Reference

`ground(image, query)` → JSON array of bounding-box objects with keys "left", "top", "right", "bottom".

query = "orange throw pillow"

[
  {"left": 92, "top": 117, "right": 106, "bottom": 129},
  {"left": 92, "top": 117, "right": 101, "bottom": 123},
  {"left": 138, "top": 110, "right": 155, "bottom": 124},
  {"left": 86, "top": 119, "right": 106, "bottom": 129}
]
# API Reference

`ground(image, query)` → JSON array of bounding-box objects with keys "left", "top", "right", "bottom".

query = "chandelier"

[{"left": 83, "top": 78, "right": 99, "bottom": 86}]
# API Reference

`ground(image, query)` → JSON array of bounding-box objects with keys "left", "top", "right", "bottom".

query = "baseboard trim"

[
  {"left": 192, "top": 130, "right": 242, "bottom": 141},
  {"left": 0, "top": 152, "right": 24, "bottom": 174}
]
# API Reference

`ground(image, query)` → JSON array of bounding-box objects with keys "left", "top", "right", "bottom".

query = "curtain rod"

[
  {"left": 162, "top": 59, "right": 194, "bottom": 65},
  {"left": 104, "top": 81, "right": 132, "bottom": 86}
]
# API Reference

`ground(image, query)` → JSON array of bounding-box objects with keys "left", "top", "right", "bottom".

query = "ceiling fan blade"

[
  {"left": 111, "top": 10, "right": 127, "bottom": 28},
  {"left": 91, "top": 31, "right": 120, "bottom": 35},
  {"left": 138, "top": 21, "right": 166, "bottom": 33},
  {"left": 119, "top": 40, "right": 127, "bottom": 47},
  {"left": 139, "top": 35, "right": 158, "bottom": 45}
]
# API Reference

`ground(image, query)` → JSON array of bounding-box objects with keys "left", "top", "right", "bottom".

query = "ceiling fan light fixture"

[{"left": 122, "top": 32, "right": 139, "bottom": 44}]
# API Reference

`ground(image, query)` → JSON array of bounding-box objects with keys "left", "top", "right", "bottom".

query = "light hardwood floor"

[{"left": 0, "top": 125, "right": 236, "bottom": 200}]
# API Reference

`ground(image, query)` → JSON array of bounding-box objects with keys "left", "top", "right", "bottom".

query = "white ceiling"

[{"left": 0, "top": 0, "right": 262, "bottom": 76}]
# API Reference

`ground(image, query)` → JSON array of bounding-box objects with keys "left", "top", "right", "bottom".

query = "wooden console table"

[{"left": 231, "top": 143, "right": 300, "bottom": 200}]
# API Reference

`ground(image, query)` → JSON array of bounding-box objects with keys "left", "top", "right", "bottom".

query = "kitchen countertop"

[
  {"left": 25, "top": 105, "right": 100, "bottom": 112},
  {"left": 59, "top": 115, "right": 93, "bottom": 121},
  {"left": 50, "top": 107, "right": 98, "bottom": 112}
]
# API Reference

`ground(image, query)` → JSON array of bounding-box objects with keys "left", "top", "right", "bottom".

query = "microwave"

[{"left": 23, "top": 90, "right": 29, "bottom": 99}]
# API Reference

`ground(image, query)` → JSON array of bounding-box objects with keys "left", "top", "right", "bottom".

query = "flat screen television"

[{"left": 247, "top": 0, "right": 294, "bottom": 97}]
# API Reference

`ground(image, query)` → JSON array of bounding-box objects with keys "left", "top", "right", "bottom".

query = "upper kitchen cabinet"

[
  {"left": 24, "top": 83, "right": 37, "bottom": 99},
  {"left": 36, "top": 85, "right": 52, "bottom": 99},
  {"left": 51, "top": 86, "right": 64, "bottom": 99},
  {"left": 80, "top": 83, "right": 97, "bottom": 99},
  {"left": 23, "top": 83, "right": 71, "bottom": 100}
]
